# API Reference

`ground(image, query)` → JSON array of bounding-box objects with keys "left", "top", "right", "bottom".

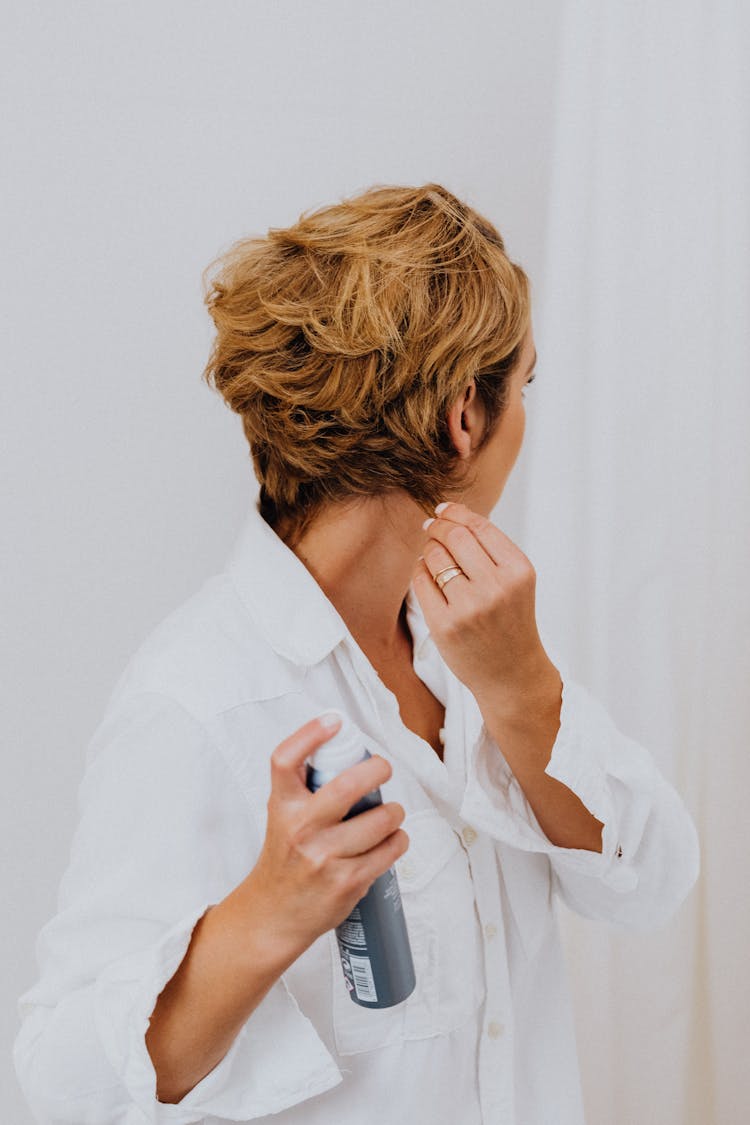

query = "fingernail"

[
  {"left": 422, "top": 517, "right": 435, "bottom": 530},
  {"left": 318, "top": 710, "right": 343, "bottom": 731},
  {"left": 434, "top": 501, "right": 450, "bottom": 514}
]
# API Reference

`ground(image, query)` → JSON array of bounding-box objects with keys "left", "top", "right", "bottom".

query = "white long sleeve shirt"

[{"left": 13, "top": 496, "right": 700, "bottom": 1125}]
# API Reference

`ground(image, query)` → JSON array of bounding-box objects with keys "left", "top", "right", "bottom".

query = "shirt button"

[
  {"left": 399, "top": 859, "right": 416, "bottom": 880},
  {"left": 484, "top": 922, "right": 497, "bottom": 940},
  {"left": 462, "top": 826, "right": 478, "bottom": 846},
  {"left": 487, "top": 1020, "right": 505, "bottom": 1039}
]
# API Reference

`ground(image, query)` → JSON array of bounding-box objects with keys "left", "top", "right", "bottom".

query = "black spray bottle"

[{"left": 306, "top": 709, "right": 416, "bottom": 1008}]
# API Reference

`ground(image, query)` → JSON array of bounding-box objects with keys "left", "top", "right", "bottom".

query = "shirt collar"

[{"left": 225, "top": 493, "right": 432, "bottom": 667}]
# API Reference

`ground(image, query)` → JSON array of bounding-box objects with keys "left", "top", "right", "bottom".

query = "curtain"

[{"left": 519, "top": 2, "right": 749, "bottom": 1121}]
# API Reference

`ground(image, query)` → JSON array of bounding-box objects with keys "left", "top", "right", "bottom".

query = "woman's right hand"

[{"left": 243, "top": 713, "right": 409, "bottom": 958}]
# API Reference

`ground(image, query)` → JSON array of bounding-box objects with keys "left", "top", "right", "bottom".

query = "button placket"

[
  {"left": 466, "top": 833, "right": 516, "bottom": 1123},
  {"left": 344, "top": 633, "right": 513, "bottom": 1119}
]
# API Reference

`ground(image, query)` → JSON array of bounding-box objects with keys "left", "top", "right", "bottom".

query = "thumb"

[{"left": 270, "top": 711, "right": 344, "bottom": 796}]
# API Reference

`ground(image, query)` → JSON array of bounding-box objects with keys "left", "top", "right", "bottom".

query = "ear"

[{"left": 446, "top": 380, "right": 485, "bottom": 460}]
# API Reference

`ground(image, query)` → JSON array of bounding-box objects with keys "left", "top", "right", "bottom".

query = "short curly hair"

[{"left": 201, "top": 182, "right": 531, "bottom": 547}]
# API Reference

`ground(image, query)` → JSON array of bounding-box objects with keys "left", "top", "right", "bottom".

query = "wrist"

[
  {"left": 473, "top": 655, "right": 562, "bottom": 726},
  {"left": 223, "top": 868, "right": 312, "bottom": 976}
]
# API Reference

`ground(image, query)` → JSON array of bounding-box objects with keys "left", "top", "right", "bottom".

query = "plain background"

[
  {"left": 6, "top": 2, "right": 747, "bottom": 1123},
  {"left": 2, "top": 3, "right": 562, "bottom": 1121}
]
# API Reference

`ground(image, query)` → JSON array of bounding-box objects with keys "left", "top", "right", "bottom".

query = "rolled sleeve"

[
  {"left": 13, "top": 690, "right": 342, "bottom": 1124},
  {"left": 459, "top": 674, "right": 701, "bottom": 930},
  {"left": 94, "top": 902, "right": 342, "bottom": 1124}
]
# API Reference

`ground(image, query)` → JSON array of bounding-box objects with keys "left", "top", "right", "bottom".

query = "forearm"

[
  {"left": 474, "top": 660, "right": 604, "bottom": 853},
  {"left": 146, "top": 871, "right": 306, "bottom": 1105}
]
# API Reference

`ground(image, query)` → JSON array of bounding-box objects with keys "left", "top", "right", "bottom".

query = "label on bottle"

[
  {"left": 348, "top": 952, "right": 378, "bottom": 1002},
  {"left": 336, "top": 905, "right": 379, "bottom": 1002},
  {"left": 383, "top": 868, "right": 404, "bottom": 913},
  {"left": 337, "top": 915, "right": 366, "bottom": 946}
]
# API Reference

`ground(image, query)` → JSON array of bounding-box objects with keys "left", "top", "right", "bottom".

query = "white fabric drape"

[{"left": 517, "top": 2, "right": 749, "bottom": 1122}]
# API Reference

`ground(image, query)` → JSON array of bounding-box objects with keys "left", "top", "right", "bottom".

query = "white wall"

[{"left": 1, "top": 3, "right": 562, "bottom": 1119}]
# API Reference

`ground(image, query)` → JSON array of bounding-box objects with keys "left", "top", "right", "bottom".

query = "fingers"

[
  {"left": 270, "top": 714, "right": 394, "bottom": 829},
  {"left": 270, "top": 713, "right": 343, "bottom": 798},
  {"left": 324, "top": 800, "right": 407, "bottom": 858},
  {"left": 307, "top": 754, "right": 394, "bottom": 826},
  {"left": 356, "top": 826, "right": 410, "bottom": 889},
  {"left": 422, "top": 514, "right": 494, "bottom": 583},
  {"left": 424, "top": 500, "right": 520, "bottom": 568},
  {"left": 412, "top": 556, "right": 454, "bottom": 615}
]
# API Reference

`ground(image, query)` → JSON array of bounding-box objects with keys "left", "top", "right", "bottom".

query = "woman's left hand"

[{"left": 412, "top": 500, "right": 554, "bottom": 706}]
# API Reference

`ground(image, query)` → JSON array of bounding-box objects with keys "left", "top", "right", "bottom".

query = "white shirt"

[{"left": 13, "top": 496, "right": 700, "bottom": 1125}]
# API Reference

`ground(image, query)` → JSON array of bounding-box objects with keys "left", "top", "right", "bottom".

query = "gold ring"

[{"left": 434, "top": 565, "right": 465, "bottom": 591}]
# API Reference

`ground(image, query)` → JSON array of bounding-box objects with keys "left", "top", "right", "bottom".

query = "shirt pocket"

[{"left": 330, "top": 807, "right": 486, "bottom": 1057}]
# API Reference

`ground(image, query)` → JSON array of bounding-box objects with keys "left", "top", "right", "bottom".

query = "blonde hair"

[{"left": 201, "top": 182, "right": 531, "bottom": 547}]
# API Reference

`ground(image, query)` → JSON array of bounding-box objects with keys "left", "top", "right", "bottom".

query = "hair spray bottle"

[{"left": 306, "top": 710, "right": 416, "bottom": 1008}]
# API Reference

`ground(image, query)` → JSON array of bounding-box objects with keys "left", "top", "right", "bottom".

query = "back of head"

[{"left": 201, "top": 182, "right": 531, "bottom": 547}]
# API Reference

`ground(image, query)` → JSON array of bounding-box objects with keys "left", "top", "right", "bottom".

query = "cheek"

[{"left": 509, "top": 401, "right": 526, "bottom": 454}]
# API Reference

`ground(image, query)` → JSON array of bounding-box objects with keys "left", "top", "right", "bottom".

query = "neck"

[{"left": 275, "top": 493, "right": 428, "bottom": 661}]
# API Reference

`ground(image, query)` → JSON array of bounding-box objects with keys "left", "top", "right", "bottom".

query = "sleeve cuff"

[
  {"left": 459, "top": 674, "right": 643, "bottom": 893},
  {"left": 95, "top": 901, "right": 343, "bottom": 1123}
]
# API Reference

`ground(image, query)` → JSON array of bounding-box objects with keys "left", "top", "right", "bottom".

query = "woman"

[{"left": 14, "top": 183, "right": 699, "bottom": 1124}]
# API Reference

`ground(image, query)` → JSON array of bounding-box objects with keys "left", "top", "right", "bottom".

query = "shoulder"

[{"left": 106, "top": 571, "right": 306, "bottom": 728}]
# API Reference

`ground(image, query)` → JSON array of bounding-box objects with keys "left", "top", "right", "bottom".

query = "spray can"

[{"left": 305, "top": 709, "right": 416, "bottom": 1008}]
